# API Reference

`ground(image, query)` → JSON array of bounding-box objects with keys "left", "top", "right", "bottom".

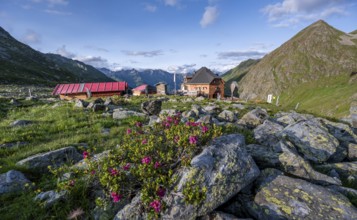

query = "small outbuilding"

[
  {"left": 52, "top": 82, "right": 128, "bottom": 100},
  {"left": 132, "top": 84, "right": 157, "bottom": 96},
  {"left": 155, "top": 82, "right": 168, "bottom": 95}
]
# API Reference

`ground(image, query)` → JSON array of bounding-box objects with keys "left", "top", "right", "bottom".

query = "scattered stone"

[
  {"left": 182, "top": 110, "right": 197, "bottom": 119},
  {"left": 254, "top": 120, "right": 284, "bottom": 146},
  {"left": 148, "top": 115, "right": 161, "bottom": 126},
  {"left": 0, "top": 170, "right": 31, "bottom": 195},
  {"left": 10, "top": 120, "right": 32, "bottom": 127},
  {"left": 92, "top": 104, "right": 105, "bottom": 112},
  {"left": 25, "top": 96, "right": 38, "bottom": 101},
  {"left": 199, "top": 211, "right": 246, "bottom": 220},
  {"left": 232, "top": 104, "right": 245, "bottom": 110},
  {"left": 184, "top": 98, "right": 194, "bottom": 103},
  {"left": 279, "top": 120, "right": 339, "bottom": 163},
  {"left": 0, "top": 142, "right": 28, "bottom": 149},
  {"left": 192, "top": 104, "right": 204, "bottom": 116},
  {"left": 238, "top": 108, "right": 269, "bottom": 129},
  {"left": 141, "top": 100, "right": 162, "bottom": 115},
  {"left": 350, "top": 105, "right": 357, "bottom": 128},
  {"left": 159, "top": 109, "right": 179, "bottom": 117},
  {"left": 105, "top": 104, "right": 121, "bottom": 112},
  {"left": 217, "top": 110, "right": 237, "bottom": 122},
  {"left": 197, "top": 115, "right": 214, "bottom": 124},
  {"left": 51, "top": 103, "right": 62, "bottom": 108},
  {"left": 74, "top": 150, "right": 110, "bottom": 170},
  {"left": 348, "top": 143, "right": 357, "bottom": 161},
  {"left": 16, "top": 147, "right": 82, "bottom": 172},
  {"left": 9, "top": 98, "right": 21, "bottom": 106},
  {"left": 93, "top": 98, "right": 104, "bottom": 104},
  {"left": 315, "top": 162, "right": 357, "bottom": 189},
  {"left": 247, "top": 168, "right": 357, "bottom": 220},
  {"left": 113, "top": 110, "right": 146, "bottom": 120},
  {"left": 104, "top": 97, "right": 113, "bottom": 106},
  {"left": 34, "top": 190, "right": 67, "bottom": 208},
  {"left": 195, "top": 96, "right": 205, "bottom": 102},
  {"left": 74, "top": 99, "right": 89, "bottom": 108},
  {"left": 101, "top": 128, "right": 110, "bottom": 135},
  {"left": 203, "top": 105, "right": 221, "bottom": 115}
]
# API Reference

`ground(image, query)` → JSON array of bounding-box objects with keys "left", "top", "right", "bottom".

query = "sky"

[{"left": 1, "top": 0, "right": 357, "bottom": 73}]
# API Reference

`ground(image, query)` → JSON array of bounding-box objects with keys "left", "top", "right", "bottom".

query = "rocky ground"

[{"left": 1, "top": 95, "right": 357, "bottom": 219}]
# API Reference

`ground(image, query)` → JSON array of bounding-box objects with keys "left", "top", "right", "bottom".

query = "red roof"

[
  {"left": 132, "top": 84, "right": 148, "bottom": 91},
  {"left": 52, "top": 82, "right": 128, "bottom": 95}
]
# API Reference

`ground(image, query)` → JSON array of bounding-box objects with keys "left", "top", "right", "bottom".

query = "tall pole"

[{"left": 174, "top": 72, "right": 176, "bottom": 95}]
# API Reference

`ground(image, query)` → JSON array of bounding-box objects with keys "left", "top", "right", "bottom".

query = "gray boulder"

[
  {"left": 93, "top": 104, "right": 105, "bottom": 112},
  {"left": 232, "top": 104, "right": 245, "bottom": 110},
  {"left": 316, "top": 118, "right": 357, "bottom": 144},
  {"left": 351, "top": 106, "right": 357, "bottom": 128},
  {"left": 10, "top": 120, "right": 32, "bottom": 127},
  {"left": 34, "top": 190, "right": 67, "bottom": 208},
  {"left": 217, "top": 110, "right": 237, "bottom": 122},
  {"left": 113, "top": 110, "right": 146, "bottom": 120},
  {"left": 199, "top": 211, "right": 247, "bottom": 220},
  {"left": 141, "top": 100, "right": 162, "bottom": 115},
  {"left": 279, "top": 120, "right": 339, "bottom": 163},
  {"left": 115, "top": 134, "right": 260, "bottom": 220},
  {"left": 191, "top": 104, "right": 204, "bottom": 116},
  {"left": 148, "top": 115, "right": 161, "bottom": 126},
  {"left": 238, "top": 108, "right": 269, "bottom": 129},
  {"left": 247, "top": 168, "right": 357, "bottom": 220},
  {"left": 74, "top": 99, "right": 89, "bottom": 108},
  {"left": 348, "top": 143, "right": 357, "bottom": 161},
  {"left": 315, "top": 162, "right": 357, "bottom": 189},
  {"left": 245, "top": 141, "right": 341, "bottom": 186},
  {"left": 182, "top": 110, "right": 197, "bottom": 119},
  {"left": 197, "top": 115, "right": 214, "bottom": 124},
  {"left": 16, "top": 147, "right": 82, "bottom": 172},
  {"left": 203, "top": 105, "right": 221, "bottom": 115},
  {"left": 0, "top": 170, "right": 31, "bottom": 195},
  {"left": 195, "top": 96, "right": 206, "bottom": 102},
  {"left": 104, "top": 97, "right": 113, "bottom": 106},
  {"left": 327, "top": 185, "right": 357, "bottom": 206},
  {"left": 253, "top": 120, "right": 284, "bottom": 146},
  {"left": 159, "top": 109, "right": 179, "bottom": 117}
]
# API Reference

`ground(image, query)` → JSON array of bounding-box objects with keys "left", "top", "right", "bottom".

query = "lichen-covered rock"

[
  {"left": 348, "top": 143, "right": 357, "bottom": 161},
  {"left": 217, "top": 110, "right": 237, "bottom": 122},
  {"left": 245, "top": 141, "right": 341, "bottom": 185},
  {"left": 315, "top": 162, "right": 357, "bottom": 189},
  {"left": 191, "top": 104, "right": 204, "bottom": 116},
  {"left": 248, "top": 168, "right": 357, "bottom": 220},
  {"left": 253, "top": 120, "right": 284, "bottom": 146},
  {"left": 114, "top": 134, "right": 260, "bottom": 220},
  {"left": 74, "top": 99, "right": 88, "bottom": 108},
  {"left": 114, "top": 194, "right": 145, "bottom": 220},
  {"left": 159, "top": 109, "right": 179, "bottom": 117},
  {"left": 316, "top": 118, "right": 357, "bottom": 144},
  {"left": 327, "top": 185, "right": 357, "bottom": 206},
  {"left": 238, "top": 108, "right": 268, "bottom": 129},
  {"left": 0, "top": 170, "right": 31, "bottom": 195},
  {"left": 182, "top": 110, "right": 197, "bottom": 119},
  {"left": 199, "top": 211, "right": 249, "bottom": 220},
  {"left": 161, "top": 134, "right": 260, "bottom": 219},
  {"left": 113, "top": 110, "right": 146, "bottom": 119},
  {"left": 274, "top": 111, "right": 313, "bottom": 126},
  {"left": 34, "top": 190, "right": 67, "bottom": 208},
  {"left": 279, "top": 120, "right": 339, "bottom": 163},
  {"left": 197, "top": 115, "right": 214, "bottom": 124},
  {"left": 16, "top": 147, "right": 82, "bottom": 172},
  {"left": 141, "top": 100, "right": 162, "bottom": 115}
]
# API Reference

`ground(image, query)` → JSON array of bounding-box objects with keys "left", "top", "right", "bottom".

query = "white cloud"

[
  {"left": 76, "top": 56, "right": 109, "bottom": 68},
  {"left": 200, "top": 6, "right": 219, "bottom": 28},
  {"left": 31, "top": 0, "right": 68, "bottom": 6},
  {"left": 44, "top": 9, "right": 72, "bottom": 15},
  {"left": 218, "top": 51, "right": 266, "bottom": 60},
  {"left": 55, "top": 45, "right": 76, "bottom": 58},
  {"left": 21, "top": 29, "right": 41, "bottom": 44},
  {"left": 145, "top": 4, "right": 157, "bottom": 12},
  {"left": 122, "top": 50, "right": 163, "bottom": 57},
  {"left": 164, "top": 0, "right": 179, "bottom": 7},
  {"left": 167, "top": 64, "right": 196, "bottom": 74},
  {"left": 84, "top": 45, "right": 109, "bottom": 52},
  {"left": 262, "top": 0, "right": 350, "bottom": 27}
]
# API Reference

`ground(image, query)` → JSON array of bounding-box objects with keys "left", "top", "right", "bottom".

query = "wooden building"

[
  {"left": 132, "top": 84, "right": 157, "bottom": 96},
  {"left": 155, "top": 82, "right": 168, "bottom": 95},
  {"left": 181, "top": 67, "right": 225, "bottom": 98},
  {"left": 52, "top": 82, "right": 128, "bottom": 100}
]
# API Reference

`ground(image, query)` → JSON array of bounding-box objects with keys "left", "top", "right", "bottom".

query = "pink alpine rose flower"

[
  {"left": 123, "top": 163, "right": 131, "bottom": 171},
  {"left": 189, "top": 136, "right": 198, "bottom": 145},
  {"left": 150, "top": 200, "right": 161, "bottom": 213},
  {"left": 141, "top": 156, "right": 151, "bottom": 165},
  {"left": 111, "top": 192, "right": 122, "bottom": 203}
]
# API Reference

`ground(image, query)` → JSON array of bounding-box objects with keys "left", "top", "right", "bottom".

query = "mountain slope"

[
  {"left": 0, "top": 26, "right": 113, "bottom": 85},
  {"left": 238, "top": 20, "right": 357, "bottom": 118},
  {"left": 222, "top": 59, "right": 260, "bottom": 96},
  {"left": 99, "top": 68, "right": 184, "bottom": 91}
]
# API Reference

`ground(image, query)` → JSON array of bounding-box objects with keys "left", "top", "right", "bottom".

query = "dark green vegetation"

[
  {"left": 225, "top": 20, "right": 357, "bottom": 118},
  {"left": 0, "top": 27, "right": 113, "bottom": 85}
]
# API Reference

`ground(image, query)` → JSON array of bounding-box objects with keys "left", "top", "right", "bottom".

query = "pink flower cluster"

[
  {"left": 150, "top": 200, "right": 161, "bottom": 213},
  {"left": 82, "top": 151, "right": 89, "bottom": 159},
  {"left": 156, "top": 187, "right": 166, "bottom": 198},
  {"left": 123, "top": 163, "right": 131, "bottom": 171},
  {"left": 201, "top": 125, "right": 209, "bottom": 133},
  {"left": 126, "top": 128, "right": 132, "bottom": 134},
  {"left": 142, "top": 156, "right": 152, "bottom": 165},
  {"left": 154, "top": 161, "right": 161, "bottom": 169},
  {"left": 189, "top": 136, "right": 198, "bottom": 145},
  {"left": 109, "top": 168, "right": 119, "bottom": 176},
  {"left": 135, "top": 122, "right": 143, "bottom": 127},
  {"left": 141, "top": 139, "right": 148, "bottom": 144},
  {"left": 186, "top": 121, "right": 201, "bottom": 127},
  {"left": 111, "top": 192, "right": 122, "bottom": 203}
]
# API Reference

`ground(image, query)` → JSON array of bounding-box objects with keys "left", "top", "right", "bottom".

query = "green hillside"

[
  {"left": 235, "top": 20, "right": 357, "bottom": 118},
  {"left": 0, "top": 27, "right": 114, "bottom": 85}
]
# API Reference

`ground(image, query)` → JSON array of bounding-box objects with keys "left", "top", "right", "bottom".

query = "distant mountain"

[
  {"left": 236, "top": 20, "right": 357, "bottom": 118},
  {"left": 221, "top": 59, "right": 260, "bottom": 96},
  {"left": 99, "top": 68, "right": 184, "bottom": 91},
  {"left": 0, "top": 26, "right": 114, "bottom": 85}
]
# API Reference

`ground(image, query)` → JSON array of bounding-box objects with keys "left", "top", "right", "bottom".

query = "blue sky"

[{"left": 1, "top": 0, "right": 356, "bottom": 73}]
